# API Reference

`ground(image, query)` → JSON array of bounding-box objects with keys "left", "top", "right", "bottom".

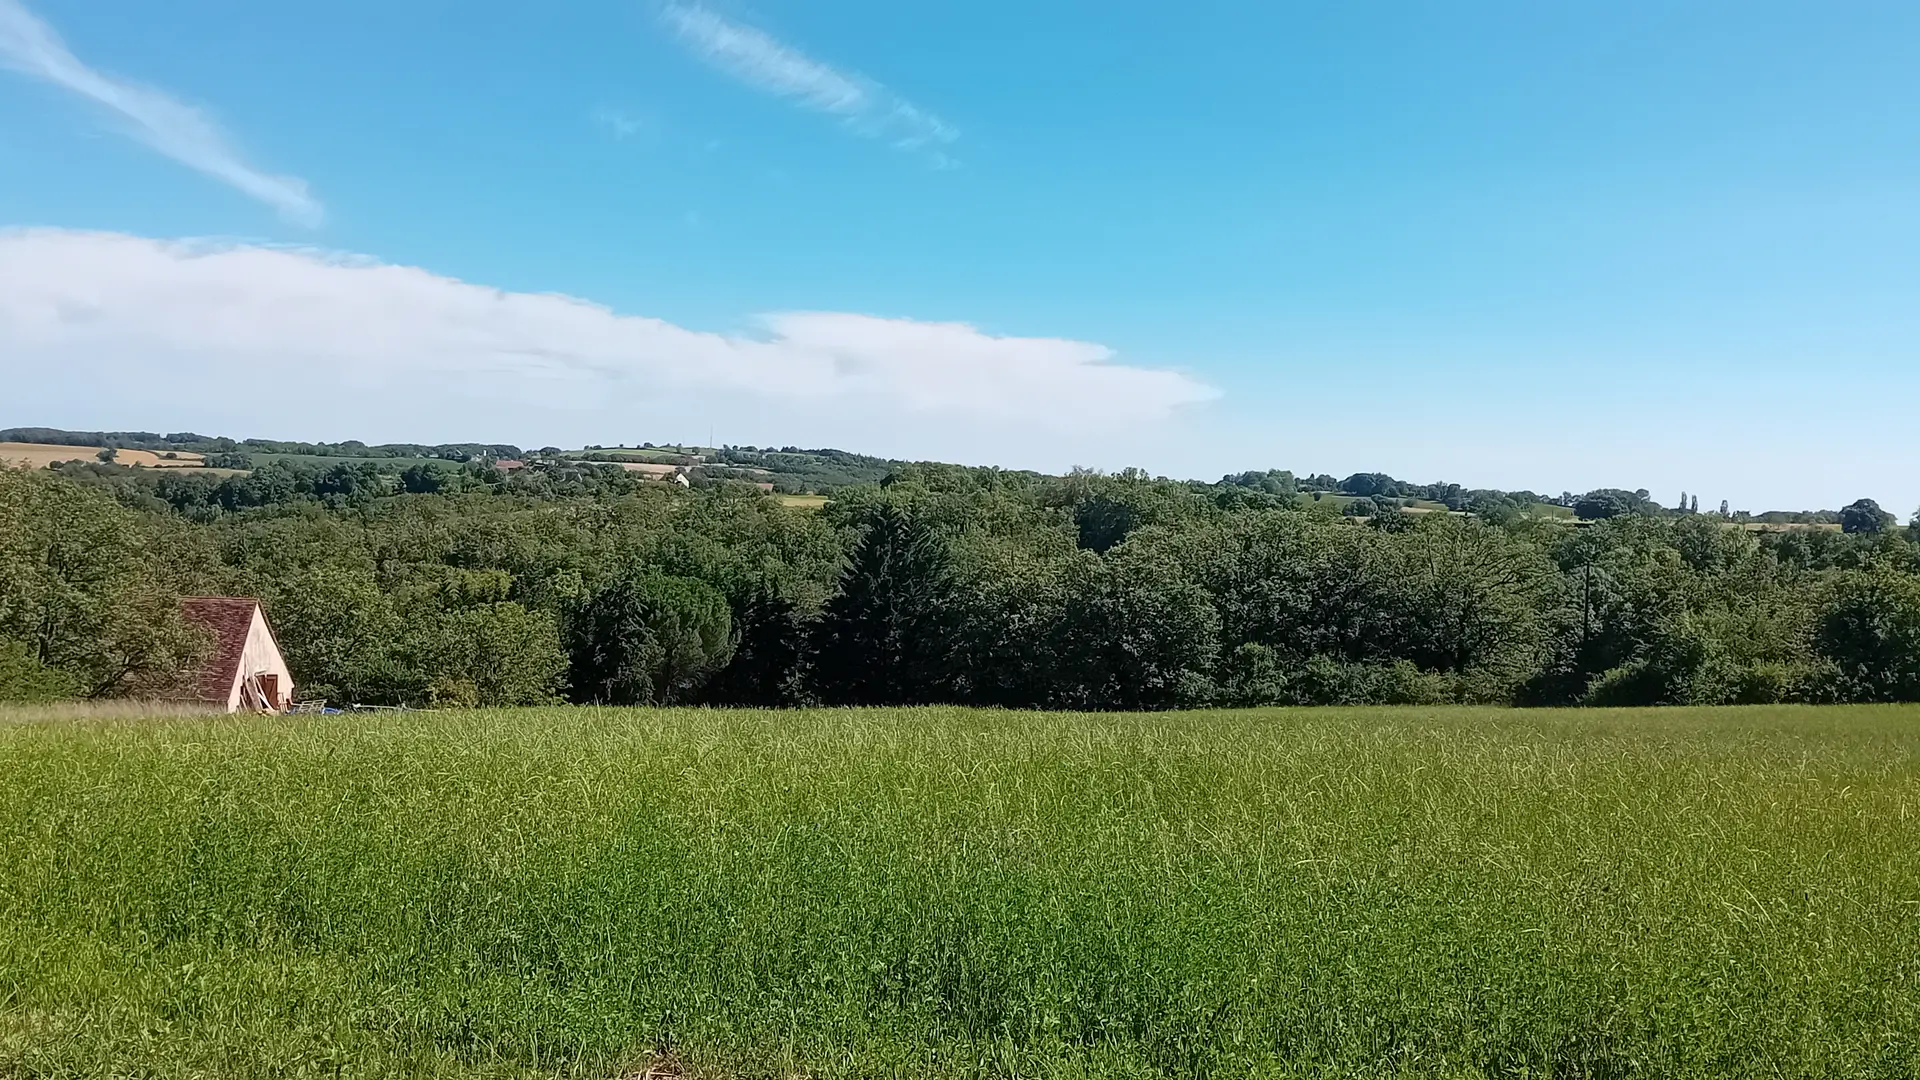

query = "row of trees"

[{"left": 4, "top": 463, "right": 1918, "bottom": 710}]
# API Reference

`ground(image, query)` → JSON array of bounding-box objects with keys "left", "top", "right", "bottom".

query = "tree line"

[
  {"left": 0, "top": 426, "right": 521, "bottom": 463},
  {"left": 3, "top": 460, "right": 1918, "bottom": 710}
]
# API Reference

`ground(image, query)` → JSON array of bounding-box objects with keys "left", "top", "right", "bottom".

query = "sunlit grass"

[
  {"left": 2, "top": 704, "right": 1917, "bottom": 1078},
  {"left": 0, "top": 699, "right": 224, "bottom": 724}
]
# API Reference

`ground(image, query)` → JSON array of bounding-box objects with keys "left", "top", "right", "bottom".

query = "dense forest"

[{"left": 3, "top": 450, "right": 1918, "bottom": 710}]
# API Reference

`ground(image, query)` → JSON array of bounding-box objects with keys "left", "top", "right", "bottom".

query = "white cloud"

[
  {"left": 0, "top": 0, "right": 320, "bottom": 225},
  {"left": 0, "top": 229, "right": 1215, "bottom": 459},
  {"left": 4, "top": 229, "right": 1910, "bottom": 511},
  {"left": 661, "top": 3, "right": 957, "bottom": 165},
  {"left": 593, "top": 107, "right": 642, "bottom": 140}
]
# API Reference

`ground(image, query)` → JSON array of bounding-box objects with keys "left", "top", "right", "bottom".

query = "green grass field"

[
  {"left": 250, "top": 452, "right": 457, "bottom": 471},
  {"left": 3, "top": 704, "right": 1918, "bottom": 1078},
  {"left": 560, "top": 449, "right": 698, "bottom": 464}
]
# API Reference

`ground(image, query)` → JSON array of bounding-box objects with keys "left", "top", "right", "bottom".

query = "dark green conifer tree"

[{"left": 808, "top": 503, "right": 957, "bottom": 705}]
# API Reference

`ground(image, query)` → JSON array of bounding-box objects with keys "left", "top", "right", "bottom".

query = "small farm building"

[{"left": 175, "top": 598, "right": 295, "bottom": 713}]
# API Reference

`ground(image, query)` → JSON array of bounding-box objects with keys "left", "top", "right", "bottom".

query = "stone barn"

[{"left": 176, "top": 598, "right": 295, "bottom": 713}]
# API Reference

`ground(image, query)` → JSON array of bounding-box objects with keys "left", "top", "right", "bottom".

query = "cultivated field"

[
  {"left": 0, "top": 441, "right": 210, "bottom": 469},
  {"left": 1, "top": 705, "right": 1917, "bottom": 1078},
  {"left": 614, "top": 461, "right": 684, "bottom": 477}
]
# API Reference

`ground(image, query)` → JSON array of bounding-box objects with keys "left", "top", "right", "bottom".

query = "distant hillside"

[
  {"left": 0, "top": 425, "right": 1850, "bottom": 518},
  {"left": 0, "top": 428, "right": 518, "bottom": 464},
  {"left": 710, "top": 446, "right": 900, "bottom": 492}
]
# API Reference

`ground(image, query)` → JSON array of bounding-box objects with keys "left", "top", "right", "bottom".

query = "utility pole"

[{"left": 1582, "top": 562, "right": 1592, "bottom": 648}]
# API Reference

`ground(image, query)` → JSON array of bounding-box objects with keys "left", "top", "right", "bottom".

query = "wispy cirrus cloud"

[
  {"left": 593, "top": 107, "right": 643, "bottom": 140},
  {"left": 0, "top": 0, "right": 320, "bottom": 225},
  {"left": 660, "top": 3, "right": 957, "bottom": 165}
]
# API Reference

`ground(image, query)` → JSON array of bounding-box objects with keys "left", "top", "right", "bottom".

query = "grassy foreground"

[{"left": 2, "top": 706, "right": 1918, "bottom": 1078}]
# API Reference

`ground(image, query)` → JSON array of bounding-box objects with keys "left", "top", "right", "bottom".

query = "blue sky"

[{"left": 2, "top": 0, "right": 1916, "bottom": 512}]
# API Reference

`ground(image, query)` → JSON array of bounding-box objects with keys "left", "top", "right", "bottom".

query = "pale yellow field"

[
  {"left": 777, "top": 493, "right": 830, "bottom": 509},
  {"left": 614, "top": 461, "right": 681, "bottom": 477},
  {"left": 0, "top": 443, "right": 208, "bottom": 469}
]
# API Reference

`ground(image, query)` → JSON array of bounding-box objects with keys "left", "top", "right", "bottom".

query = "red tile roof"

[{"left": 179, "top": 597, "right": 259, "bottom": 703}]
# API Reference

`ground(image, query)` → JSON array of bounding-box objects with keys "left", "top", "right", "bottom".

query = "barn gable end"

[{"left": 177, "top": 598, "right": 295, "bottom": 713}]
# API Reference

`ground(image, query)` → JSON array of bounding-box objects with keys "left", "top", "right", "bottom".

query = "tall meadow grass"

[{"left": 1, "top": 704, "right": 1917, "bottom": 1077}]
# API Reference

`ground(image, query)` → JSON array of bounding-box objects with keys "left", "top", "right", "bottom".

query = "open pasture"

[
  {"left": 1, "top": 704, "right": 1917, "bottom": 1078},
  {"left": 248, "top": 451, "right": 455, "bottom": 471}
]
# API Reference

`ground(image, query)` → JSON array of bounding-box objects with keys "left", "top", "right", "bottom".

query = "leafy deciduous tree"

[
  {"left": 1811, "top": 569, "right": 1920, "bottom": 701},
  {"left": 0, "top": 469, "right": 201, "bottom": 698},
  {"left": 1840, "top": 498, "right": 1895, "bottom": 535}
]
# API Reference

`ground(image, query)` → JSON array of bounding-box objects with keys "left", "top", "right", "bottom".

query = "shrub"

[{"left": 0, "top": 640, "right": 78, "bottom": 703}]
